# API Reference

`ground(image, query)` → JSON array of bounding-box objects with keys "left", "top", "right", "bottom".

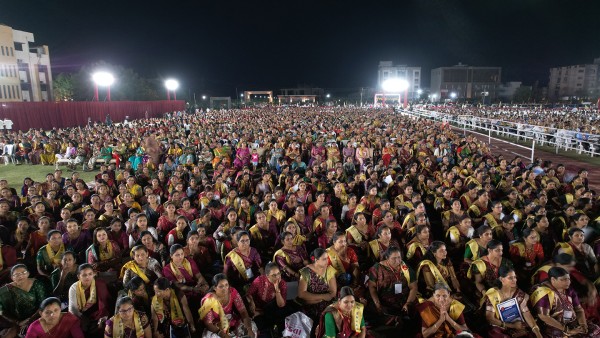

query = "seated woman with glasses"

[
  {"left": 25, "top": 297, "right": 84, "bottom": 338},
  {"left": 0, "top": 264, "right": 49, "bottom": 338},
  {"left": 104, "top": 296, "right": 152, "bottom": 338}
]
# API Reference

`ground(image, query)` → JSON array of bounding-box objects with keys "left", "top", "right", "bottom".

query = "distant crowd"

[{"left": 0, "top": 106, "right": 599, "bottom": 338}]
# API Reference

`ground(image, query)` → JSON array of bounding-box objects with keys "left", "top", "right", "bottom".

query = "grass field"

[{"left": 0, "top": 162, "right": 99, "bottom": 191}]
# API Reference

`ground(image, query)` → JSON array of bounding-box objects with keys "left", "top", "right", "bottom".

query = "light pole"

[
  {"left": 382, "top": 78, "right": 409, "bottom": 108},
  {"left": 165, "top": 79, "right": 179, "bottom": 100},
  {"left": 92, "top": 71, "right": 115, "bottom": 101}
]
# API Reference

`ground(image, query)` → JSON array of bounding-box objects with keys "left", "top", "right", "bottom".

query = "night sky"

[{"left": 1, "top": 0, "right": 599, "bottom": 97}]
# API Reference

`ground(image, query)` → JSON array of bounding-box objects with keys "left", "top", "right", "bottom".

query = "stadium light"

[
  {"left": 92, "top": 71, "right": 115, "bottom": 101},
  {"left": 165, "top": 79, "right": 179, "bottom": 100}
]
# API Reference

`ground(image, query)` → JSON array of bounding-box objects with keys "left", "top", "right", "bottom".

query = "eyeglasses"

[
  {"left": 12, "top": 271, "right": 29, "bottom": 278},
  {"left": 118, "top": 307, "right": 134, "bottom": 314}
]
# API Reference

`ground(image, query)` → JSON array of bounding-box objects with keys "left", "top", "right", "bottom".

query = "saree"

[
  {"left": 530, "top": 283, "right": 590, "bottom": 337},
  {"left": 416, "top": 300, "right": 466, "bottom": 338},
  {"left": 316, "top": 303, "right": 365, "bottom": 338},
  {"left": 368, "top": 261, "right": 414, "bottom": 324},
  {"left": 25, "top": 312, "right": 83, "bottom": 338},
  {"left": 483, "top": 288, "right": 530, "bottom": 338},
  {"left": 0, "top": 279, "right": 48, "bottom": 321},
  {"left": 298, "top": 265, "right": 337, "bottom": 320},
  {"left": 273, "top": 246, "right": 307, "bottom": 281}
]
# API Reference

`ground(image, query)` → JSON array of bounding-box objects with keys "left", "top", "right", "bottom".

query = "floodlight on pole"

[
  {"left": 92, "top": 71, "right": 115, "bottom": 101},
  {"left": 202, "top": 95, "right": 207, "bottom": 100},
  {"left": 450, "top": 92, "right": 457, "bottom": 99},
  {"left": 326, "top": 94, "right": 331, "bottom": 98},
  {"left": 381, "top": 78, "right": 410, "bottom": 108},
  {"left": 165, "top": 79, "right": 179, "bottom": 100}
]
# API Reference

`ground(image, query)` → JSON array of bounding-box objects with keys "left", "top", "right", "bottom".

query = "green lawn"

[{"left": 0, "top": 163, "right": 99, "bottom": 191}]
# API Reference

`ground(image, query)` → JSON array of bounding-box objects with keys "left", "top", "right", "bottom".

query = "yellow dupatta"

[
  {"left": 112, "top": 311, "right": 144, "bottom": 338},
  {"left": 511, "top": 242, "right": 526, "bottom": 257},
  {"left": 446, "top": 226, "right": 461, "bottom": 244},
  {"left": 531, "top": 264, "right": 552, "bottom": 285},
  {"left": 449, "top": 300, "right": 465, "bottom": 320},
  {"left": 406, "top": 240, "right": 426, "bottom": 260},
  {"left": 45, "top": 243, "right": 65, "bottom": 266},
  {"left": 152, "top": 289, "right": 185, "bottom": 325},
  {"left": 465, "top": 239, "right": 481, "bottom": 261},
  {"left": 346, "top": 226, "right": 363, "bottom": 244},
  {"left": 484, "top": 214, "right": 500, "bottom": 229},
  {"left": 416, "top": 260, "right": 449, "bottom": 289},
  {"left": 226, "top": 250, "right": 249, "bottom": 280},
  {"left": 326, "top": 247, "right": 346, "bottom": 276},
  {"left": 199, "top": 293, "right": 229, "bottom": 333},
  {"left": 169, "top": 258, "right": 193, "bottom": 283},
  {"left": 555, "top": 242, "right": 574, "bottom": 257},
  {"left": 530, "top": 285, "right": 555, "bottom": 309},
  {"left": 368, "top": 240, "right": 380, "bottom": 259},
  {"left": 99, "top": 242, "right": 114, "bottom": 260},
  {"left": 119, "top": 261, "right": 150, "bottom": 283},
  {"left": 76, "top": 279, "right": 97, "bottom": 310},
  {"left": 273, "top": 249, "right": 291, "bottom": 265},
  {"left": 351, "top": 303, "right": 364, "bottom": 333},
  {"left": 482, "top": 288, "right": 503, "bottom": 318},
  {"left": 249, "top": 225, "right": 262, "bottom": 240},
  {"left": 466, "top": 259, "right": 487, "bottom": 279}
]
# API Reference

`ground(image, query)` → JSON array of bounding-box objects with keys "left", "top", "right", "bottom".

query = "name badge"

[
  {"left": 394, "top": 283, "right": 403, "bottom": 294},
  {"left": 563, "top": 310, "right": 574, "bottom": 321},
  {"left": 246, "top": 268, "right": 254, "bottom": 279},
  {"left": 525, "top": 262, "right": 532, "bottom": 267}
]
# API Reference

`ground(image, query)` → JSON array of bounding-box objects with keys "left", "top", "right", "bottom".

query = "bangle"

[{"left": 532, "top": 326, "right": 539, "bottom": 331}]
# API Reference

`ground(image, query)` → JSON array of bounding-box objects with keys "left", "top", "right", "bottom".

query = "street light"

[
  {"left": 202, "top": 95, "right": 207, "bottom": 100},
  {"left": 165, "top": 79, "right": 179, "bottom": 100},
  {"left": 326, "top": 94, "right": 331, "bottom": 98},
  {"left": 92, "top": 71, "right": 115, "bottom": 101},
  {"left": 450, "top": 92, "right": 457, "bottom": 99},
  {"left": 382, "top": 78, "right": 409, "bottom": 108}
]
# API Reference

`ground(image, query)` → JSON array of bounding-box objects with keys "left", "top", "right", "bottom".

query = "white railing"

[{"left": 400, "top": 108, "right": 598, "bottom": 158}]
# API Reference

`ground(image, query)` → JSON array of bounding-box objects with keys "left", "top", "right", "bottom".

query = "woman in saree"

[
  {"left": 367, "top": 225, "right": 399, "bottom": 263},
  {"left": 62, "top": 218, "right": 92, "bottom": 263},
  {"left": 416, "top": 283, "right": 470, "bottom": 338},
  {"left": 493, "top": 215, "right": 517, "bottom": 254},
  {"left": 509, "top": 228, "right": 545, "bottom": 291},
  {"left": 376, "top": 210, "right": 403, "bottom": 244},
  {"left": 104, "top": 296, "right": 152, "bottom": 338},
  {"left": 128, "top": 213, "right": 158, "bottom": 248},
  {"left": 273, "top": 231, "right": 309, "bottom": 281},
  {"left": 555, "top": 227, "right": 599, "bottom": 280},
  {"left": 233, "top": 141, "right": 251, "bottom": 170},
  {"left": 151, "top": 277, "right": 197, "bottom": 338},
  {"left": 68, "top": 264, "right": 112, "bottom": 336},
  {"left": 327, "top": 231, "right": 360, "bottom": 288},
  {"left": 176, "top": 198, "right": 198, "bottom": 223},
  {"left": 137, "top": 230, "right": 169, "bottom": 267},
  {"left": 183, "top": 230, "right": 213, "bottom": 273},
  {"left": 36, "top": 230, "right": 66, "bottom": 277},
  {"left": 316, "top": 286, "right": 367, "bottom": 338},
  {"left": 463, "top": 225, "right": 493, "bottom": 265},
  {"left": 368, "top": 246, "right": 418, "bottom": 328},
  {"left": 162, "top": 244, "right": 209, "bottom": 308},
  {"left": 441, "top": 199, "right": 465, "bottom": 233},
  {"left": 531, "top": 266, "right": 600, "bottom": 337},
  {"left": 25, "top": 297, "right": 84, "bottom": 338},
  {"left": 406, "top": 224, "right": 431, "bottom": 268},
  {"left": 467, "top": 240, "right": 514, "bottom": 301},
  {"left": 120, "top": 245, "right": 162, "bottom": 291},
  {"left": 0, "top": 264, "right": 49, "bottom": 338},
  {"left": 416, "top": 241, "right": 462, "bottom": 299},
  {"left": 297, "top": 248, "right": 337, "bottom": 321},
  {"left": 86, "top": 227, "right": 122, "bottom": 282},
  {"left": 223, "top": 231, "right": 263, "bottom": 291},
  {"left": 483, "top": 267, "right": 542, "bottom": 338},
  {"left": 199, "top": 273, "right": 257, "bottom": 338},
  {"left": 445, "top": 215, "right": 475, "bottom": 269},
  {"left": 342, "top": 194, "right": 359, "bottom": 228},
  {"left": 318, "top": 219, "right": 339, "bottom": 249}
]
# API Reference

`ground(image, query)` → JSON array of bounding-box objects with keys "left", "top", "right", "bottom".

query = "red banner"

[{"left": 0, "top": 100, "right": 185, "bottom": 131}]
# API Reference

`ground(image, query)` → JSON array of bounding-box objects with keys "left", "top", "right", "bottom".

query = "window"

[
  {"left": 7, "top": 85, "right": 11, "bottom": 99},
  {"left": 11, "top": 85, "right": 16, "bottom": 99},
  {"left": 1, "top": 46, "right": 4, "bottom": 55}
]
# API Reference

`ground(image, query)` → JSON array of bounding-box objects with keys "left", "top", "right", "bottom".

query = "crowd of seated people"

[{"left": 0, "top": 106, "right": 598, "bottom": 338}]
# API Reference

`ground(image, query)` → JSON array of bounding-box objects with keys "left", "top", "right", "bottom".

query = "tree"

[
  {"left": 512, "top": 86, "right": 532, "bottom": 103},
  {"left": 53, "top": 73, "right": 74, "bottom": 101},
  {"left": 68, "top": 61, "right": 162, "bottom": 101}
]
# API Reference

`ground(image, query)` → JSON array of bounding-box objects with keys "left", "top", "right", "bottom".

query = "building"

[
  {"left": 498, "top": 81, "right": 523, "bottom": 101},
  {"left": 278, "top": 86, "right": 324, "bottom": 104},
  {"left": 377, "top": 61, "right": 421, "bottom": 99},
  {"left": 430, "top": 63, "right": 501, "bottom": 102},
  {"left": 548, "top": 57, "right": 600, "bottom": 100},
  {"left": 0, "top": 24, "right": 53, "bottom": 102}
]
